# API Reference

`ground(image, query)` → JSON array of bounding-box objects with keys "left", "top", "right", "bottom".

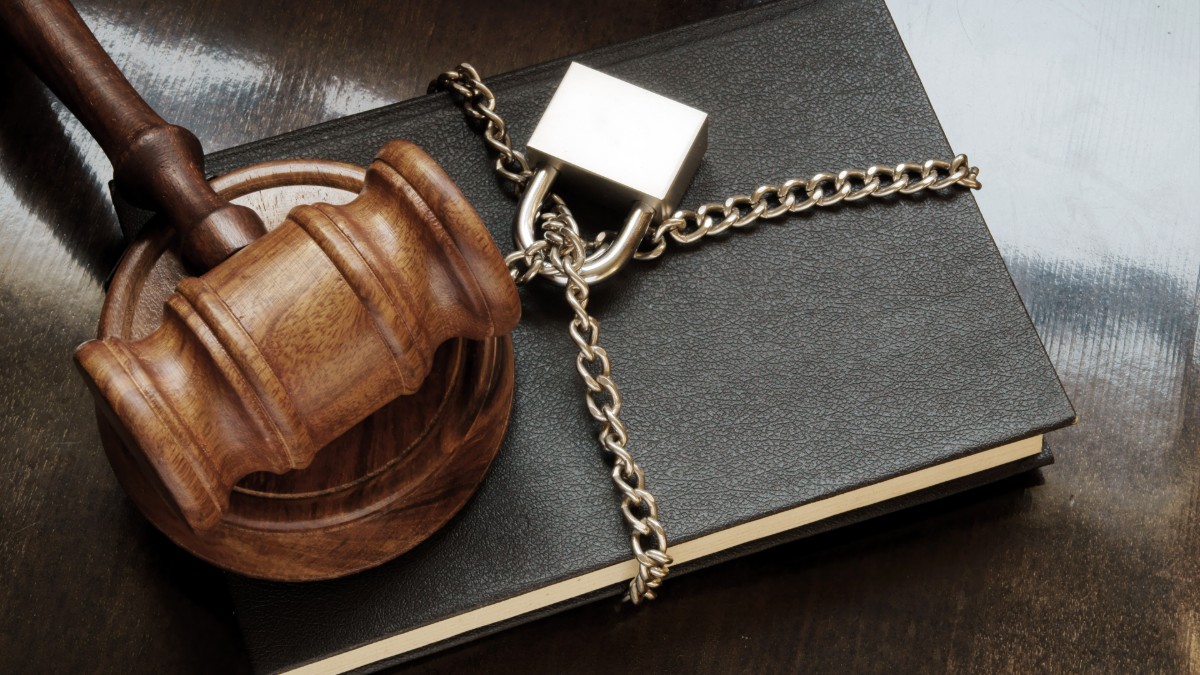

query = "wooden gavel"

[
  {"left": 76, "top": 142, "right": 520, "bottom": 531},
  {"left": 3, "top": 0, "right": 521, "bottom": 555}
]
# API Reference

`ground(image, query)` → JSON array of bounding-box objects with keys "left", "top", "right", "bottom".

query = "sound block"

[{"left": 96, "top": 159, "right": 514, "bottom": 581}]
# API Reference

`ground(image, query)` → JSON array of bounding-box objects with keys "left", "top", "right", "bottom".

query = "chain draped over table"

[{"left": 430, "top": 63, "right": 982, "bottom": 605}]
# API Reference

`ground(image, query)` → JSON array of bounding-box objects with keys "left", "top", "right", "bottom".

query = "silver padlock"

[{"left": 517, "top": 62, "right": 708, "bottom": 284}]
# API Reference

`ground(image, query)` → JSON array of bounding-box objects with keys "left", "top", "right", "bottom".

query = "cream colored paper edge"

[{"left": 287, "top": 435, "right": 1043, "bottom": 675}]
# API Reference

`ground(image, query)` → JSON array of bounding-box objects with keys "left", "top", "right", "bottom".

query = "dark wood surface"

[
  {"left": 1, "top": 0, "right": 1195, "bottom": 672},
  {"left": 0, "top": 0, "right": 266, "bottom": 271}
]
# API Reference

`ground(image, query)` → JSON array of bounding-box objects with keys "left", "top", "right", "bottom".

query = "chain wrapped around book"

[
  {"left": 431, "top": 62, "right": 981, "bottom": 603},
  {"left": 5, "top": 0, "right": 982, "bottom": 603}
]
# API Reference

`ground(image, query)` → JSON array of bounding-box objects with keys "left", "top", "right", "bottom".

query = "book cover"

[{"left": 188, "top": 0, "right": 1078, "bottom": 671}]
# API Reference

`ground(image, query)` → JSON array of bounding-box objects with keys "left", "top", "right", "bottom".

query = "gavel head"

[{"left": 76, "top": 140, "right": 520, "bottom": 537}]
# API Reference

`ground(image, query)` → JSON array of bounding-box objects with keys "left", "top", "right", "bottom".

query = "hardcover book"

[{"left": 172, "top": 0, "right": 1077, "bottom": 671}]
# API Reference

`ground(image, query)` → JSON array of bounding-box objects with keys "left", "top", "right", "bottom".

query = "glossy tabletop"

[{"left": 0, "top": 0, "right": 1196, "bottom": 672}]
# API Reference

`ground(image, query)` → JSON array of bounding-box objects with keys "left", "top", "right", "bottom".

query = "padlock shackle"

[{"left": 515, "top": 166, "right": 654, "bottom": 286}]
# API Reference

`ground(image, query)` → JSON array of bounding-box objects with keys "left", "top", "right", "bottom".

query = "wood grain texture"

[
  {"left": 0, "top": 0, "right": 1195, "bottom": 673},
  {"left": 80, "top": 141, "right": 519, "bottom": 581}
]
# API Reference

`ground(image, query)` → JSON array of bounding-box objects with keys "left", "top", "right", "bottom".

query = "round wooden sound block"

[{"left": 96, "top": 159, "right": 514, "bottom": 581}]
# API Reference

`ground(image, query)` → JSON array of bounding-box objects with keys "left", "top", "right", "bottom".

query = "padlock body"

[{"left": 526, "top": 62, "right": 708, "bottom": 219}]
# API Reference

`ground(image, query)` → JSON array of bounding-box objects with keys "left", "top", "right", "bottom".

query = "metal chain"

[
  {"left": 430, "top": 63, "right": 982, "bottom": 604},
  {"left": 433, "top": 64, "right": 671, "bottom": 603},
  {"left": 428, "top": 63, "right": 531, "bottom": 187},
  {"left": 534, "top": 214, "right": 671, "bottom": 604},
  {"left": 635, "top": 156, "right": 980, "bottom": 260}
]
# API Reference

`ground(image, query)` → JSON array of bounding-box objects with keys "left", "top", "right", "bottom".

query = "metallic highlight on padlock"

[{"left": 526, "top": 62, "right": 708, "bottom": 220}]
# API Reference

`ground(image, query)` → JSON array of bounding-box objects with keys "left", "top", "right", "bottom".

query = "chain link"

[
  {"left": 434, "top": 64, "right": 671, "bottom": 602},
  {"left": 431, "top": 63, "right": 981, "bottom": 604},
  {"left": 429, "top": 63, "right": 532, "bottom": 187},
  {"left": 635, "top": 158, "right": 980, "bottom": 260},
  {"left": 543, "top": 216, "right": 671, "bottom": 603}
]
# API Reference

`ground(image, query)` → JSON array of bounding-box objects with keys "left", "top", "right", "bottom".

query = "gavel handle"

[{"left": 0, "top": 0, "right": 265, "bottom": 271}]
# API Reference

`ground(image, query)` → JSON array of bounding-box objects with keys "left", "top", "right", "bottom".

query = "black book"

[{"left": 191, "top": 0, "right": 1076, "bottom": 671}]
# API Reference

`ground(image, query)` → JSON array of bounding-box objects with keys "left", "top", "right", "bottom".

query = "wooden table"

[{"left": 1, "top": 0, "right": 1195, "bottom": 672}]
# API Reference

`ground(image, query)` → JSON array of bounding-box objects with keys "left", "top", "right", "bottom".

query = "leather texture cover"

[{"left": 188, "top": 0, "right": 1077, "bottom": 671}]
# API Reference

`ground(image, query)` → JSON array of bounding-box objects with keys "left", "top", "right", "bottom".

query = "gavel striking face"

[{"left": 76, "top": 141, "right": 521, "bottom": 533}]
